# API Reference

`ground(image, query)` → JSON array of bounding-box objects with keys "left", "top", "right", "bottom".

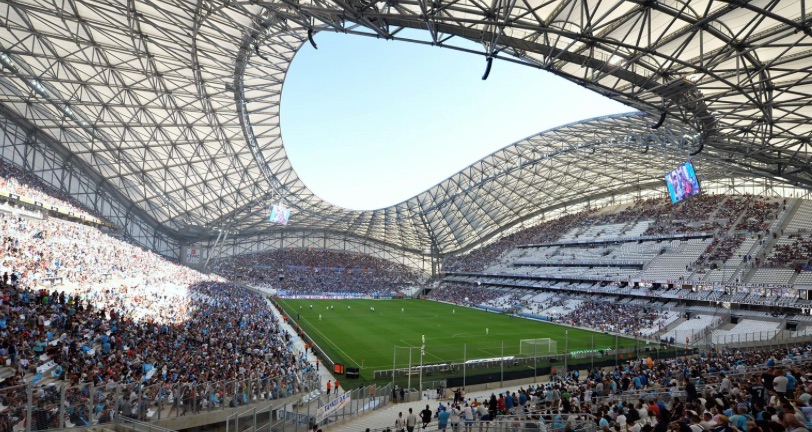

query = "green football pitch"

[{"left": 277, "top": 298, "right": 639, "bottom": 381}]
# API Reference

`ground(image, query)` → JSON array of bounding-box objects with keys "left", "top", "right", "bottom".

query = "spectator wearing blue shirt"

[
  {"left": 788, "top": 371, "right": 798, "bottom": 398},
  {"left": 437, "top": 407, "right": 450, "bottom": 432},
  {"left": 598, "top": 413, "right": 610, "bottom": 432},
  {"left": 728, "top": 407, "right": 749, "bottom": 431}
]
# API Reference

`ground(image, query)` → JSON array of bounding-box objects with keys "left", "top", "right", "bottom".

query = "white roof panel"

[{"left": 0, "top": 0, "right": 808, "bottom": 255}]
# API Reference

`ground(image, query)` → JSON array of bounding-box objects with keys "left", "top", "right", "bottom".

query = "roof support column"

[{"left": 204, "top": 230, "right": 224, "bottom": 271}]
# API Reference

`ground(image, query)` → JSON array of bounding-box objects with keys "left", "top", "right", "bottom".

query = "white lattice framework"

[{"left": 0, "top": 1, "right": 808, "bottom": 264}]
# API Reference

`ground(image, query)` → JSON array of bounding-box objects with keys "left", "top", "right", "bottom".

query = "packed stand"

[
  {"left": 555, "top": 301, "right": 672, "bottom": 337},
  {"left": 644, "top": 194, "right": 736, "bottom": 236},
  {"left": 461, "top": 344, "right": 812, "bottom": 432},
  {"left": 0, "top": 159, "right": 104, "bottom": 222},
  {"left": 0, "top": 212, "right": 202, "bottom": 287},
  {"left": 482, "top": 292, "right": 527, "bottom": 311},
  {"left": 0, "top": 175, "right": 317, "bottom": 429},
  {"left": 736, "top": 198, "right": 782, "bottom": 232},
  {"left": 443, "top": 194, "right": 790, "bottom": 284},
  {"left": 213, "top": 249, "right": 420, "bottom": 296},
  {"left": 0, "top": 279, "right": 317, "bottom": 430},
  {"left": 427, "top": 283, "right": 511, "bottom": 307},
  {"left": 582, "top": 197, "right": 670, "bottom": 228}
]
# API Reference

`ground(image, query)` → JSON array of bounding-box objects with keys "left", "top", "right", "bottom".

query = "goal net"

[{"left": 519, "top": 338, "right": 558, "bottom": 356}]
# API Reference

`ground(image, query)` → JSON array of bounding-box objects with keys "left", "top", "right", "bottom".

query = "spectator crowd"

[
  {"left": 5, "top": 158, "right": 812, "bottom": 432},
  {"left": 444, "top": 194, "right": 794, "bottom": 286},
  {"left": 556, "top": 302, "right": 671, "bottom": 337},
  {"left": 443, "top": 194, "right": 783, "bottom": 275},
  {"left": 0, "top": 177, "right": 318, "bottom": 430},
  {"left": 426, "top": 283, "right": 510, "bottom": 307},
  {"left": 0, "top": 210, "right": 202, "bottom": 287},
  {"left": 213, "top": 249, "right": 421, "bottom": 296},
  {"left": 444, "top": 344, "right": 812, "bottom": 432},
  {"left": 0, "top": 159, "right": 104, "bottom": 222},
  {"left": 767, "top": 234, "right": 812, "bottom": 270}
]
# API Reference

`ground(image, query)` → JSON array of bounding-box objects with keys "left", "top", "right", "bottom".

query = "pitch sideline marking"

[
  {"left": 299, "top": 315, "right": 362, "bottom": 368},
  {"left": 302, "top": 315, "right": 361, "bottom": 367}
]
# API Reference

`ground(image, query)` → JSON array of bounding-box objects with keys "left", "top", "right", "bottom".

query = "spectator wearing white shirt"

[
  {"left": 688, "top": 415, "right": 705, "bottom": 432},
  {"left": 774, "top": 370, "right": 789, "bottom": 396}
]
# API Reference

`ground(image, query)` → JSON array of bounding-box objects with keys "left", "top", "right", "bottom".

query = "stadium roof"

[{"left": 0, "top": 0, "right": 809, "bottom": 256}]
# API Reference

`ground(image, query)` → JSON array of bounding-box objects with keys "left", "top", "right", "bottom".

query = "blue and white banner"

[{"left": 316, "top": 391, "right": 351, "bottom": 422}]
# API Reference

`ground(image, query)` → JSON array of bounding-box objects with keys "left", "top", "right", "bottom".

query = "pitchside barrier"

[
  {"left": 372, "top": 341, "right": 658, "bottom": 381},
  {"left": 372, "top": 342, "right": 711, "bottom": 390},
  {"left": 373, "top": 354, "right": 563, "bottom": 380}
]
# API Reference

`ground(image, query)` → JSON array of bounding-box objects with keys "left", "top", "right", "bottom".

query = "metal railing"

[
  {"left": 226, "top": 404, "right": 275, "bottom": 432},
  {"left": 6, "top": 372, "right": 320, "bottom": 432},
  {"left": 691, "top": 328, "right": 812, "bottom": 350},
  {"left": 116, "top": 416, "right": 178, "bottom": 432},
  {"left": 590, "top": 388, "right": 684, "bottom": 406},
  {"left": 40, "top": 276, "right": 64, "bottom": 286},
  {"left": 490, "top": 413, "right": 598, "bottom": 432},
  {"left": 347, "top": 411, "right": 598, "bottom": 432},
  {"left": 221, "top": 382, "right": 394, "bottom": 432}
]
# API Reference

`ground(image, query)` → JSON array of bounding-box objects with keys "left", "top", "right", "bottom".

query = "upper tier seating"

[{"left": 213, "top": 249, "right": 421, "bottom": 296}]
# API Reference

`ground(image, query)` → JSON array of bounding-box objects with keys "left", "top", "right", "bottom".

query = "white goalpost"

[{"left": 519, "top": 338, "right": 558, "bottom": 356}]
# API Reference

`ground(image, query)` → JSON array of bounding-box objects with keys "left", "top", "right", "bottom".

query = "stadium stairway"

[
  {"left": 707, "top": 196, "right": 731, "bottom": 220},
  {"left": 727, "top": 205, "right": 751, "bottom": 235},
  {"left": 781, "top": 198, "right": 803, "bottom": 230},
  {"left": 741, "top": 235, "right": 783, "bottom": 284},
  {"left": 736, "top": 234, "right": 771, "bottom": 273},
  {"left": 787, "top": 271, "right": 801, "bottom": 286},
  {"left": 699, "top": 222, "right": 744, "bottom": 272},
  {"left": 618, "top": 219, "right": 636, "bottom": 236}
]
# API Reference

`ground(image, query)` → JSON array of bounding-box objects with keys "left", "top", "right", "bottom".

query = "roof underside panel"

[{"left": 0, "top": 0, "right": 808, "bottom": 255}]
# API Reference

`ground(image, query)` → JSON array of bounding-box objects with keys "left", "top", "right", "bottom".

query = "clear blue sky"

[{"left": 281, "top": 30, "right": 632, "bottom": 211}]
